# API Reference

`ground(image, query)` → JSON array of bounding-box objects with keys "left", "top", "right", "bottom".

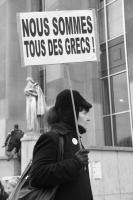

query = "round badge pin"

[{"left": 72, "top": 138, "right": 78, "bottom": 145}]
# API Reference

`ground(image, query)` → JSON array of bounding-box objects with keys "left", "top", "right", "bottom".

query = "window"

[
  {"left": 110, "top": 73, "right": 129, "bottom": 113},
  {"left": 98, "top": 0, "right": 132, "bottom": 147},
  {"left": 103, "top": 116, "right": 112, "bottom": 146},
  {"left": 113, "top": 113, "right": 132, "bottom": 147},
  {"left": 100, "top": 44, "right": 107, "bottom": 76},
  {"left": 98, "top": 8, "right": 105, "bottom": 43},
  {"left": 108, "top": 36, "right": 125, "bottom": 74},
  {"left": 107, "top": 0, "right": 123, "bottom": 39},
  {"left": 98, "top": 0, "right": 123, "bottom": 42},
  {"left": 101, "top": 78, "right": 110, "bottom": 115}
]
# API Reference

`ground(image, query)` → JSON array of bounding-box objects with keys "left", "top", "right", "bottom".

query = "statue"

[{"left": 24, "top": 77, "right": 46, "bottom": 132}]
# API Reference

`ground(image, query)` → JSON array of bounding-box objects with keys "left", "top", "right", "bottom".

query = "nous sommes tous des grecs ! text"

[{"left": 21, "top": 15, "right": 95, "bottom": 58}]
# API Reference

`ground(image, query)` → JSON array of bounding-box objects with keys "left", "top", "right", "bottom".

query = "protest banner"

[{"left": 17, "top": 10, "right": 99, "bottom": 66}]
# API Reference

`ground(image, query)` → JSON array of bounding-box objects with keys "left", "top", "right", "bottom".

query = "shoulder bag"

[{"left": 8, "top": 135, "right": 64, "bottom": 200}]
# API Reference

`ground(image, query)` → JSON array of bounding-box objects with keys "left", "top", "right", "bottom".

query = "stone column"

[{"left": 21, "top": 132, "right": 41, "bottom": 173}]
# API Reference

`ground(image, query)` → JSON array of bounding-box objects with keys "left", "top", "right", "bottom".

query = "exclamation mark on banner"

[{"left": 92, "top": 37, "right": 95, "bottom": 52}]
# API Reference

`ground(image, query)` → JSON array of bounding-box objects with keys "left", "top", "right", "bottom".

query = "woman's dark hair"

[
  {"left": 0, "top": 180, "right": 4, "bottom": 191},
  {"left": 0, "top": 180, "right": 9, "bottom": 200},
  {"left": 47, "top": 105, "right": 79, "bottom": 128},
  {"left": 47, "top": 89, "right": 92, "bottom": 128},
  {"left": 47, "top": 107, "right": 59, "bottom": 126}
]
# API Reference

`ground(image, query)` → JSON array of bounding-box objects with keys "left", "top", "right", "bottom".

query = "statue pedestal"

[{"left": 21, "top": 132, "right": 41, "bottom": 173}]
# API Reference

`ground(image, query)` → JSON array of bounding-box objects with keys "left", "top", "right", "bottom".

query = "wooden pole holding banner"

[
  {"left": 26, "top": 0, "right": 32, "bottom": 77},
  {"left": 66, "top": 66, "right": 82, "bottom": 150},
  {"left": 41, "top": 0, "right": 47, "bottom": 99}
]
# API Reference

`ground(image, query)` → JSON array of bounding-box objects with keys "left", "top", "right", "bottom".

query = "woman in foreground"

[{"left": 30, "top": 89, "right": 93, "bottom": 200}]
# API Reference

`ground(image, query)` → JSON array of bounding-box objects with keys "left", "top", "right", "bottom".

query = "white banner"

[{"left": 17, "top": 10, "right": 99, "bottom": 66}]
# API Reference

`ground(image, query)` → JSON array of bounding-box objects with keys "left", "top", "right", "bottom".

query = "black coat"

[{"left": 30, "top": 122, "right": 93, "bottom": 200}]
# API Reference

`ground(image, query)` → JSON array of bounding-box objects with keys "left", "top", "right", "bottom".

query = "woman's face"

[{"left": 78, "top": 109, "right": 91, "bottom": 130}]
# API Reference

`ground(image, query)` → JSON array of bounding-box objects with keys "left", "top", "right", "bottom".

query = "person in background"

[
  {"left": 0, "top": 180, "right": 9, "bottom": 200},
  {"left": 29, "top": 89, "right": 93, "bottom": 200},
  {"left": 3, "top": 124, "right": 24, "bottom": 160}
]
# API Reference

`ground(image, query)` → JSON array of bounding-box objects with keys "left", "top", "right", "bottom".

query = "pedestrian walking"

[{"left": 3, "top": 124, "right": 24, "bottom": 160}]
